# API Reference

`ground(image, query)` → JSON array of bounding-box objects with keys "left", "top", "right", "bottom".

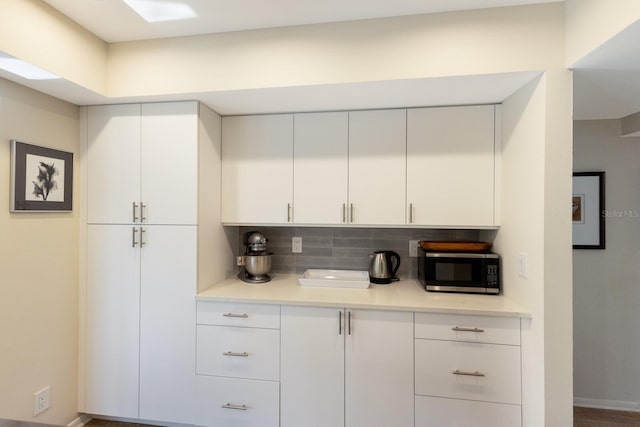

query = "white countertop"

[{"left": 197, "top": 274, "right": 532, "bottom": 318}]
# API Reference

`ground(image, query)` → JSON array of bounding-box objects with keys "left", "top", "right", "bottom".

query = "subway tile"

[
  {"left": 333, "top": 228, "right": 373, "bottom": 238},
  {"left": 333, "top": 238, "right": 372, "bottom": 249}
]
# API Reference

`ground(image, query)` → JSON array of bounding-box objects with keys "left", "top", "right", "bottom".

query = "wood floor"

[
  {"left": 574, "top": 407, "right": 640, "bottom": 427},
  {"left": 86, "top": 407, "right": 640, "bottom": 426}
]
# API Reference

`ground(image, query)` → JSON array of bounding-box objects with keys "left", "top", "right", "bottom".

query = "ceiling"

[{"left": 9, "top": 0, "right": 640, "bottom": 120}]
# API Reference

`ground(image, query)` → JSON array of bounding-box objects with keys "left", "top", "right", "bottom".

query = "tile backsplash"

[{"left": 238, "top": 227, "right": 480, "bottom": 279}]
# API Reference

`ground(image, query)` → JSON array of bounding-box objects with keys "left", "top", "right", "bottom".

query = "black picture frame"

[
  {"left": 572, "top": 171, "right": 605, "bottom": 249},
  {"left": 10, "top": 140, "right": 73, "bottom": 212}
]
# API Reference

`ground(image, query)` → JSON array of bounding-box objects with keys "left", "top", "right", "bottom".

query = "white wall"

[
  {"left": 573, "top": 119, "right": 640, "bottom": 411},
  {"left": 495, "top": 75, "right": 548, "bottom": 426},
  {"left": 0, "top": 77, "right": 80, "bottom": 424},
  {"left": 565, "top": 0, "right": 640, "bottom": 66},
  {"left": 495, "top": 68, "right": 574, "bottom": 427}
]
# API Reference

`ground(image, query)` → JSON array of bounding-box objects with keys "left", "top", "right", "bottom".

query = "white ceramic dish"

[{"left": 298, "top": 269, "right": 370, "bottom": 289}]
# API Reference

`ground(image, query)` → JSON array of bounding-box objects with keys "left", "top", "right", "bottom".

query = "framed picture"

[
  {"left": 572, "top": 171, "right": 605, "bottom": 249},
  {"left": 10, "top": 140, "right": 73, "bottom": 212}
]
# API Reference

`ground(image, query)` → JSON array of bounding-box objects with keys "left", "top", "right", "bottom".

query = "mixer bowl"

[{"left": 244, "top": 254, "right": 272, "bottom": 277}]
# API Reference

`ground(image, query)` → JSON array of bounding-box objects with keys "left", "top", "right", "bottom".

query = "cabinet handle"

[
  {"left": 140, "top": 228, "right": 146, "bottom": 246},
  {"left": 132, "top": 202, "right": 139, "bottom": 222},
  {"left": 348, "top": 311, "right": 352, "bottom": 335},
  {"left": 221, "top": 403, "right": 248, "bottom": 411},
  {"left": 223, "top": 351, "right": 249, "bottom": 357},
  {"left": 141, "top": 202, "right": 147, "bottom": 223},
  {"left": 338, "top": 311, "right": 342, "bottom": 335},
  {"left": 409, "top": 203, "right": 413, "bottom": 223},
  {"left": 132, "top": 227, "right": 138, "bottom": 247},
  {"left": 342, "top": 204, "right": 346, "bottom": 223},
  {"left": 350, "top": 203, "right": 354, "bottom": 223},
  {"left": 453, "top": 370, "right": 485, "bottom": 378},
  {"left": 287, "top": 203, "right": 292, "bottom": 222},
  {"left": 452, "top": 327, "right": 485, "bottom": 333},
  {"left": 223, "top": 313, "right": 249, "bottom": 318}
]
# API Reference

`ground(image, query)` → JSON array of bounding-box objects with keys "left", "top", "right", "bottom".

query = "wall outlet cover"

[
  {"left": 409, "top": 240, "right": 419, "bottom": 257},
  {"left": 292, "top": 236, "right": 302, "bottom": 253},
  {"left": 34, "top": 386, "right": 50, "bottom": 416}
]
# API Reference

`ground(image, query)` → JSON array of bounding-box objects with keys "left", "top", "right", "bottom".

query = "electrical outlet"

[
  {"left": 34, "top": 386, "right": 50, "bottom": 416},
  {"left": 292, "top": 237, "right": 302, "bottom": 253},
  {"left": 518, "top": 252, "right": 528, "bottom": 278},
  {"left": 409, "top": 240, "right": 419, "bottom": 257}
]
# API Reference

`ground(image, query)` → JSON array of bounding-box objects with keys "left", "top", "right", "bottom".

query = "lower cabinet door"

[
  {"left": 196, "top": 376, "right": 279, "bottom": 427},
  {"left": 415, "top": 395, "right": 521, "bottom": 427},
  {"left": 196, "top": 325, "right": 280, "bottom": 381},
  {"left": 415, "top": 339, "right": 521, "bottom": 405}
]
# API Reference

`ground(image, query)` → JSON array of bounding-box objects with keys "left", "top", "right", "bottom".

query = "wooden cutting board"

[{"left": 418, "top": 241, "right": 492, "bottom": 253}]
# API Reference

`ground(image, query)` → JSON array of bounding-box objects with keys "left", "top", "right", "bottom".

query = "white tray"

[{"left": 298, "top": 269, "right": 370, "bottom": 289}]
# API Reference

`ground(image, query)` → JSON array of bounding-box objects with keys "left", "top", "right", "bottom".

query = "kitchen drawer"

[
  {"left": 415, "top": 312, "right": 520, "bottom": 345},
  {"left": 196, "top": 376, "right": 279, "bottom": 427},
  {"left": 197, "top": 325, "right": 280, "bottom": 381},
  {"left": 415, "top": 339, "right": 521, "bottom": 405},
  {"left": 197, "top": 301, "right": 280, "bottom": 329},
  {"left": 415, "top": 395, "right": 521, "bottom": 427}
]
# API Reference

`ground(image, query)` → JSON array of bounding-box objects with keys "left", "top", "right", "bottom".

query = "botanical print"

[
  {"left": 25, "top": 153, "right": 65, "bottom": 202},
  {"left": 572, "top": 194, "right": 584, "bottom": 223}
]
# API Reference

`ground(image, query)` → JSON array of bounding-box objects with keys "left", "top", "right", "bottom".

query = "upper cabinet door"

[
  {"left": 87, "top": 104, "right": 141, "bottom": 224},
  {"left": 221, "top": 114, "right": 294, "bottom": 224},
  {"left": 407, "top": 105, "right": 496, "bottom": 227},
  {"left": 348, "top": 109, "right": 406, "bottom": 225},
  {"left": 141, "top": 102, "right": 198, "bottom": 225},
  {"left": 293, "top": 112, "right": 348, "bottom": 224}
]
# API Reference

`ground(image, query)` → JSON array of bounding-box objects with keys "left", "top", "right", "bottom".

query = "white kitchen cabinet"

[
  {"left": 413, "top": 312, "right": 522, "bottom": 426},
  {"left": 280, "top": 305, "right": 413, "bottom": 427},
  {"left": 87, "top": 104, "right": 141, "bottom": 225},
  {"left": 140, "top": 102, "right": 198, "bottom": 225},
  {"left": 82, "top": 102, "right": 223, "bottom": 425},
  {"left": 221, "top": 114, "right": 294, "bottom": 224},
  {"left": 293, "top": 112, "right": 349, "bottom": 224},
  {"left": 195, "top": 301, "right": 281, "bottom": 427},
  {"left": 87, "top": 102, "right": 198, "bottom": 225},
  {"left": 138, "top": 225, "right": 197, "bottom": 423},
  {"left": 196, "top": 376, "right": 280, "bottom": 427},
  {"left": 348, "top": 109, "right": 407, "bottom": 225},
  {"left": 415, "top": 339, "right": 521, "bottom": 405},
  {"left": 86, "top": 225, "right": 197, "bottom": 422},
  {"left": 415, "top": 395, "right": 521, "bottom": 427},
  {"left": 407, "top": 105, "right": 496, "bottom": 227},
  {"left": 85, "top": 225, "right": 140, "bottom": 418}
]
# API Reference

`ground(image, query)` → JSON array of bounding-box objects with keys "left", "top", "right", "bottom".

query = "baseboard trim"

[
  {"left": 574, "top": 397, "right": 640, "bottom": 412},
  {"left": 67, "top": 414, "right": 92, "bottom": 427}
]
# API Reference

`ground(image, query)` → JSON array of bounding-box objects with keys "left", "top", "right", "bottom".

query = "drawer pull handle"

[
  {"left": 223, "top": 313, "right": 249, "bottom": 318},
  {"left": 223, "top": 351, "right": 249, "bottom": 357},
  {"left": 221, "top": 403, "right": 248, "bottom": 411},
  {"left": 452, "top": 327, "right": 485, "bottom": 333},
  {"left": 453, "top": 369, "right": 485, "bottom": 377}
]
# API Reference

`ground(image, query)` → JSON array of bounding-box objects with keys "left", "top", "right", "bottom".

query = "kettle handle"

[{"left": 386, "top": 251, "right": 401, "bottom": 280}]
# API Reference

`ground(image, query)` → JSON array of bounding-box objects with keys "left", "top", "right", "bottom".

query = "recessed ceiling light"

[
  {"left": 122, "top": 0, "right": 198, "bottom": 23},
  {"left": 0, "top": 52, "right": 60, "bottom": 80}
]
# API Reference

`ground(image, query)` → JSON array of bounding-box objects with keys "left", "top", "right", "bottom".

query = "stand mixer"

[{"left": 238, "top": 231, "right": 273, "bottom": 284}]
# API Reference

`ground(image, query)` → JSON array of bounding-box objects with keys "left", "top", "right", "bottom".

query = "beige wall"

[
  {"left": 0, "top": 77, "right": 79, "bottom": 424},
  {"left": 107, "top": 3, "right": 564, "bottom": 97},
  {"left": 495, "top": 75, "right": 549, "bottom": 425},
  {"left": 565, "top": 0, "right": 640, "bottom": 66},
  {"left": 0, "top": 0, "right": 107, "bottom": 95},
  {"left": 573, "top": 119, "right": 640, "bottom": 410}
]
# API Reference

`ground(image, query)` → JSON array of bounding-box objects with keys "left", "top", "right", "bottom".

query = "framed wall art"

[
  {"left": 10, "top": 140, "right": 73, "bottom": 212},
  {"left": 572, "top": 171, "right": 605, "bottom": 249}
]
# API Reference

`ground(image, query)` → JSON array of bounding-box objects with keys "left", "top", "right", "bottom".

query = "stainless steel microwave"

[{"left": 417, "top": 248, "right": 500, "bottom": 295}]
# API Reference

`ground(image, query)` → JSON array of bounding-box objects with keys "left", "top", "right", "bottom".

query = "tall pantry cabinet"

[{"left": 79, "top": 102, "right": 228, "bottom": 424}]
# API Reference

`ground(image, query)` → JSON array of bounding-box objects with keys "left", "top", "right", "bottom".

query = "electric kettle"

[{"left": 368, "top": 250, "right": 401, "bottom": 284}]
